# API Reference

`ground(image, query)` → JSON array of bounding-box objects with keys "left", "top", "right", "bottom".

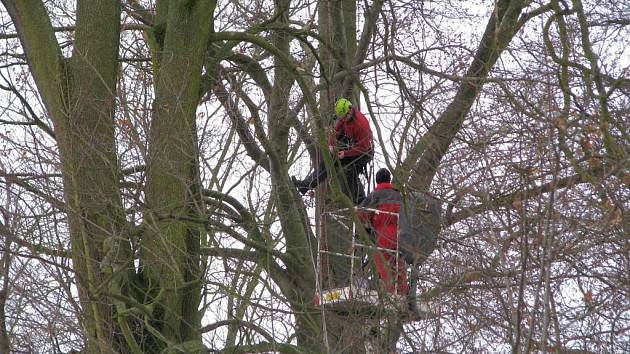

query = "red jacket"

[
  {"left": 327, "top": 107, "right": 373, "bottom": 158},
  {"left": 359, "top": 182, "right": 402, "bottom": 250}
]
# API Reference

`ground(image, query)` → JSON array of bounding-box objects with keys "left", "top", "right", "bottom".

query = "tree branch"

[
  {"left": 227, "top": 52, "right": 273, "bottom": 101},
  {"left": 1, "top": 0, "right": 67, "bottom": 125},
  {"left": 0, "top": 73, "right": 56, "bottom": 138},
  {"left": 445, "top": 170, "right": 592, "bottom": 226},
  {"left": 201, "top": 319, "right": 274, "bottom": 342},
  {"left": 0, "top": 171, "right": 65, "bottom": 209},
  {"left": 401, "top": 0, "right": 528, "bottom": 191},
  {"left": 201, "top": 247, "right": 292, "bottom": 299},
  {"left": 211, "top": 342, "right": 306, "bottom": 354},
  {"left": 211, "top": 73, "right": 271, "bottom": 171}
]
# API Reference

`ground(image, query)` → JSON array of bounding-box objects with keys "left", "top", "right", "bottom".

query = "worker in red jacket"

[
  {"left": 359, "top": 168, "right": 409, "bottom": 295},
  {"left": 293, "top": 98, "right": 373, "bottom": 203}
]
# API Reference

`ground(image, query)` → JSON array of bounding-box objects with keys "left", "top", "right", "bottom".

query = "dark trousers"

[{"left": 304, "top": 153, "right": 372, "bottom": 203}]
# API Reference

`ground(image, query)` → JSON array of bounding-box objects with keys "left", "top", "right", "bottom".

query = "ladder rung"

[{"left": 318, "top": 250, "right": 361, "bottom": 258}]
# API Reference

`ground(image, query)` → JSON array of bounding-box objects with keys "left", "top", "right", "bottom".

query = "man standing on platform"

[{"left": 359, "top": 168, "right": 409, "bottom": 295}]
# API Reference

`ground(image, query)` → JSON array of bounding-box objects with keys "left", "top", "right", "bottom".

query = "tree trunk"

[
  {"left": 315, "top": 1, "right": 371, "bottom": 352},
  {"left": 5, "top": 0, "right": 218, "bottom": 352},
  {"left": 139, "top": 1, "right": 216, "bottom": 351},
  {"left": 2, "top": 1, "right": 131, "bottom": 352},
  {"left": 0, "top": 231, "right": 11, "bottom": 354}
]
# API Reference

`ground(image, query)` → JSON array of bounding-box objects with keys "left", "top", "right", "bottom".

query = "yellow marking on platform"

[{"left": 323, "top": 291, "right": 341, "bottom": 301}]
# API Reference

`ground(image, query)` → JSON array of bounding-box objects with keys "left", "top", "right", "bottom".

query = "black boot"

[{"left": 291, "top": 176, "right": 310, "bottom": 195}]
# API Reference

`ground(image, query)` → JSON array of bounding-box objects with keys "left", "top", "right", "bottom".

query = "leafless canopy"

[{"left": 0, "top": 0, "right": 628, "bottom": 353}]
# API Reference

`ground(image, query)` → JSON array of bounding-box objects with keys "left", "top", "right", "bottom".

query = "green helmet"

[{"left": 335, "top": 98, "right": 352, "bottom": 117}]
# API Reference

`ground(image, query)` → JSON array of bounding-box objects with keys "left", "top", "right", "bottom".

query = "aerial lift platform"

[{"left": 313, "top": 207, "right": 436, "bottom": 321}]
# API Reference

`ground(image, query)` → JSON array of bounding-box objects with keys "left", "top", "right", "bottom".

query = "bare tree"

[{"left": 0, "top": 0, "right": 627, "bottom": 353}]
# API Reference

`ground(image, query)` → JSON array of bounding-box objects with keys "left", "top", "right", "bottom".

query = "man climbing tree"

[
  {"left": 359, "top": 168, "right": 409, "bottom": 296},
  {"left": 293, "top": 97, "right": 373, "bottom": 203}
]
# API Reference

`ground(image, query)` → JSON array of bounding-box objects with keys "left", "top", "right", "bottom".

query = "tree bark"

[
  {"left": 2, "top": 1, "right": 129, "bottom": 352},
  {"left": 140, "top": 0, "right": 216, "bottom": 351},
  {"left": 4, "top": 0, "right": 220, "bottom": 352},
  {"left": 315, "top": 1, "right": 373, "bottom": 352}
]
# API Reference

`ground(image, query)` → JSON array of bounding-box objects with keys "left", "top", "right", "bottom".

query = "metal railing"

[{"left": 315, "top": 206, "right": 402, "bottom": 307}]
